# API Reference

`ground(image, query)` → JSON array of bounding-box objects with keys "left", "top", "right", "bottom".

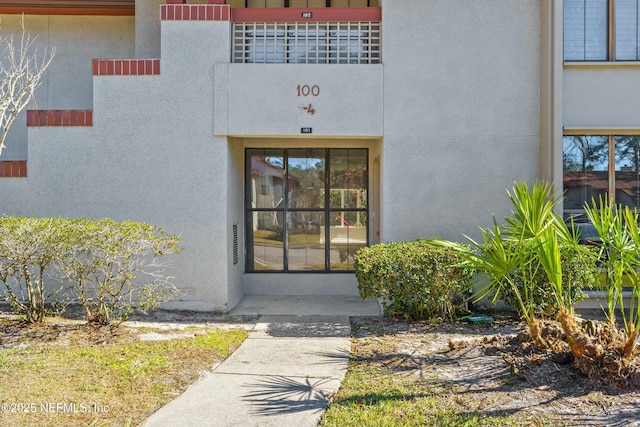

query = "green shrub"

[
  {"left": 498, "top": 242, "right": 597, "bottom": 317},
  {"left": 271, "top": 225, "right": 284, "bottom": 242},
  {"left": 61, "top": 219, "right": 182, "bottom": 325},
  {"left": 0, "top": 217, "right": 181, "bottom": 324},
  {"left": 0, "top": 217, "right": 69, "bottom": 322},
  {"left": 354, "top": 240, "right": 472, "bottom": 322}
]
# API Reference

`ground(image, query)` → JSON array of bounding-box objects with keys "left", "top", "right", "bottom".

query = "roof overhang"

[{"left": 0, "top": 1, "right": 135, "bottom": 16}]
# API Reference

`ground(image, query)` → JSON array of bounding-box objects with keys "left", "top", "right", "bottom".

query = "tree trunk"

[
  {"left": 623, "top": 325, "right": 638, "bottom": 360},
  {"left": 528, "top": 316, "right": 549, "bottom": 349}
]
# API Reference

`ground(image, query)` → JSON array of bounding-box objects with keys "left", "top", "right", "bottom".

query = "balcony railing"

[{"left": 232, "top": 21, "right": 381, "bottom": 64}]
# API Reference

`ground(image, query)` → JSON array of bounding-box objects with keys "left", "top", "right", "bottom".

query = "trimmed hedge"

[{"left": 354, "top": 240, "right": 473, "bottom": 321}]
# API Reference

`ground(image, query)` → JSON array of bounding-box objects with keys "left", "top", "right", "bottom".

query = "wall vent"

[{"left": 233, "top": 224, "right": 239, "bottom": 265}]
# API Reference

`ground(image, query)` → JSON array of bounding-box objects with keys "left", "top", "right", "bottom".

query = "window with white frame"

[{"left": 564, "top": 0, "right": 640, "bottom": 61}]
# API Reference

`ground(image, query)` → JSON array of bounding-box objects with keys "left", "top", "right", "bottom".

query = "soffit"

[{"left": 0, "top": 0, "right": 135, "bottom": 15}]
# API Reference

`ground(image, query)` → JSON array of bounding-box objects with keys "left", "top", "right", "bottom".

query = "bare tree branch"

[{"left": 0, "top": 15, "right": 55, "bottom": 156}]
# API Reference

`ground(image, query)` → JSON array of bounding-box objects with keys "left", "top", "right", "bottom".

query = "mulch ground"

[{"left": 351, "top": 316, "right": 640, "bottom": 426}]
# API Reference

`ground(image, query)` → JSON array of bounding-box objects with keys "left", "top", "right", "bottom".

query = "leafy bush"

[
  {"left": 0, "top": 217, "right": 68, "bottom": 322},
  {"left": 498, "top": 242, "right": 597, "bottom": 317},
  {"left": 271, "top": 225, "right": 284, "bottom": 242},
  {"left": 355, "top": 240, "right": 472, "bottom": 321},
  {"left": 61, "top": 219, "right": 182, "bottom": 325},
  {"left": 0, "top": 217, "right": 181, "bottom": 324}
]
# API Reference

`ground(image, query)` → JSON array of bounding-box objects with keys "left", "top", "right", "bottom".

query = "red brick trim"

[
  {"left": 160, "top": 4, "right": 230, "bottom": 21},
  {"left": 0, "top": 161, "right": 27, "bottom": 178},
  {"left": 92, "top": 59, "right": 160, "bottom": 76},
  {"left": 27, "top": 110, "right": 93, "bottom": 127},
  {"left": 232, "top": 7, "right": 380, "bottom": 23}
]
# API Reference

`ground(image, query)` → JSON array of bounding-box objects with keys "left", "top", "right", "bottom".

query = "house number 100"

[{"left": 297, "top": 84, "right": 320, "bottom": 97}]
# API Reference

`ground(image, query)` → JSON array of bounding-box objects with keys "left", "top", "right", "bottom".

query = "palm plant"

[
  {"left": 535, "top": 225, "right": 593, "bottom": 356},
  {"left": 433, "top": 181, "right": 586, "bottom": 348},
  {"left": 585, "top": 197, "right": 640, "bottom": 359},
  {"left": 470, "top": 223, "right": 550, "bottom": 348},
  {"left": 504, "top": 181, "right": 589, "bottom": 351},
  {"left": 435, "top": 220, "right": 549, "bottom": 345}
]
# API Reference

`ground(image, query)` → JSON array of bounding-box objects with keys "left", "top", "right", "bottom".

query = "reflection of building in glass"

[
  {"left": 246, "top": 148, "right": 367, "bottom": 272},
  {"left": 563, "top": 136, "right": 640, "bottom": 216}
]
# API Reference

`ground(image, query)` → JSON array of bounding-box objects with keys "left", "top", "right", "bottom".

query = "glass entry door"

[{"left": 246, "top": 148, "right": 368, "bottom": 272}]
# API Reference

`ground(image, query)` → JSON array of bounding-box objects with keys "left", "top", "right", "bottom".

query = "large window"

[
  {"left": 563, "top": 135, "right": 640, "bottom": 215},
  {"left": 564, "top": 0, "right": 640, "bottom": 61},
  {"left": 246, "top": 148, "right": 368, "bottom": 272}
]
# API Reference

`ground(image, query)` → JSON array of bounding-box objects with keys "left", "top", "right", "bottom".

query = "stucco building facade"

[{"left": 0, "top": 0, "right": 631, "bottom": 312}]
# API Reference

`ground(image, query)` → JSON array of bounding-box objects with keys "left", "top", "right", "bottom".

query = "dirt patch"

[
  {"left": 0, "top": 308, "right": 255, "bottom": 348},
  {"left": 351, "top": 316, "right": 640, "bottom": 426}
]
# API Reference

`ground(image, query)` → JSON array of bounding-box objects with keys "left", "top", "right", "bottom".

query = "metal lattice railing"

[{"left": 232, "top": 22, "right": 381, "bottom": 64}]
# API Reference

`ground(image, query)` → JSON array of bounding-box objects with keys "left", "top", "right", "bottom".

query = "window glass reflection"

[
  {"left": 288, "top": 149, "right": 325, "bottom": 209},
  {"left": 249, "top": 149, "right": 285, "bottom": 210},
  {"left": 246, "top": 148, "right": 368, "bottom": 272},
  {"left": 288, "top": 212, "right": 325, "bottom": 271},
  {"left": 563, "top": 135, "right": 609, "bottom": 212},
  {"left": 329, "top": 213, "right": 367, "bottom": 270},
  {"left": 249, "top": 211, "right": 285, "bottom": 271},
  {"left": 330, "top": 149, "right": 367, "bottom": 210},
  {"left": 615, "top": 136, "right": 640, "bottom": 209}
]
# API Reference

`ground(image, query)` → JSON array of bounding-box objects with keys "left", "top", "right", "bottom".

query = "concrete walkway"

[{"left": 140, "top": 296, "right": 381, "bottom": 427}]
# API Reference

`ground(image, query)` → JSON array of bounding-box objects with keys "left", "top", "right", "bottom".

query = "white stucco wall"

[
  {"left": 0, "top": 18, "right": 233, "bottom": 312},
  {"left": 381, "top": 0, "right": 541, "bottom": 243},
  {"left": 0, "top": 14, "right": 134, "bottom": 161},
  {"left": 223, "top": 64, "right": 383, "bottom": 137},
  {"left": 563, "top": 65, "right": 640, "bottom": 129},
  {"left": 227, "top": 138, "right": 246, "bottom": 309},
  {"left": 136, "top": 0, "right": 164, "bottom": 58}
]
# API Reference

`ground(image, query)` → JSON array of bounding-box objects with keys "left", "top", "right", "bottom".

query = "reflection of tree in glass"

[
  {"left": 563, "top": 136, "right": 608, "bottom": 172},
  {"left": 615, "top": 136, "right": 640, "bottom": 172},
  {"left": 289, "top": 155, "right": 325, "bottom": 235},
  {"left": 614, "top": 136, "right": 640, "bottom": 210},
  {"left": 289, "top": 159, "right": 325, "bottom": 209},
  {"left": 330, "top": 154, "right": 366, "bottom": 209}
]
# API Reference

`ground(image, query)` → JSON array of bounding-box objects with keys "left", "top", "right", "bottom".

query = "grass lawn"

[
  {"left": 321, "top": 366, "right": 517, "bottom": 427},
  {"left": 320, "top": 320, "right": 522, "bottom": 427},
  {"left": 253, "top": 229, "right": 321, "bottom": 247},
  {"left": 0, "top": 316, "right": 247, "bottom": 427}
]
